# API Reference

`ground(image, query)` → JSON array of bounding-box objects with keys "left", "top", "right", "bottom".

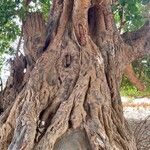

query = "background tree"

[{"left": 0, "top": 0, "right": 150, "bottom": 150}]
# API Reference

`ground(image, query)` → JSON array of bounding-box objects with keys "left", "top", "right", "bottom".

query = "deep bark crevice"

[{"left": 88, "top": 5, "right": 98, "bottom": 41}]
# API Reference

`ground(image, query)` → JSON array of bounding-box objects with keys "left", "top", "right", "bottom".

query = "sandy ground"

[
  {"left": 122, "top": 97, "right": 150, "bottom": 119},
  {"left": 122, "top": 97, "right": 150, "bottom": 150},
  {"left": 123, "top": 107, "right": 150, "bottom": 120}
]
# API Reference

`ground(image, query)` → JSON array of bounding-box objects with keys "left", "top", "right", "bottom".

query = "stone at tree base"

[{"left": 54, "top": 129, "right": 91, "bottom": 150}]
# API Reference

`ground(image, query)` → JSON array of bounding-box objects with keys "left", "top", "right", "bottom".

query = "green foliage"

[
  {"left": 121, "top": 57, "right": 150, "bottom": 97},
  {"left": 133, "top": 57, "right": 150, "bottom": 80},
  {"left": 0, "top": 0, "right": 20, "bottom": 54},
  {"left": 39, "top": 0, "right": 52, "bottom": 19},
  {"left": 121, "top": 79, "right": 150, "bottom": 98},
  {"left": 113, "top": 0, "right": 150, "bottom": 97},
  {"left": 0, "top": 0, "right": 51, "bottom": 74},
  {"left": 113, "top": 0, "right": 150, "bottom": 32}
]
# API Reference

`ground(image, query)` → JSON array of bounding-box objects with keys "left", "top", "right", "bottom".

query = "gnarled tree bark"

[
  {"left": 124, "top": 64, "right": 146, "bottom": 91},
  {"left": 0, "top": 0, "right": 150, "bottom": 149}
]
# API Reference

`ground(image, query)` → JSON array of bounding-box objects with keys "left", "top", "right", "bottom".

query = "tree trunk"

[{"left": 1, "top": 0, "right": 150, "bottom": 149}]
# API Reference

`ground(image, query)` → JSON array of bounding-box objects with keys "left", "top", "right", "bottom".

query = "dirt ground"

[{"left": 122, "top": 97, "right": 150, "bottom": 150}]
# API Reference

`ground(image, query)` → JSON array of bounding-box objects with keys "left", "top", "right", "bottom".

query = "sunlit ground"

[
  {"left": 122, "top": 96, "right": 150, "bottom": 119},
  {"left": 122, "top": 96, "right": 150, "bottom": 149}
]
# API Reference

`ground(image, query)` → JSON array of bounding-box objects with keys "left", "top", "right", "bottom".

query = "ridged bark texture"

[
  {"left": 124, "top": 64, "right": 145, "bottom": 91},
  {"left": 1, "top": 0, "right": 150, "bottom": 149}
]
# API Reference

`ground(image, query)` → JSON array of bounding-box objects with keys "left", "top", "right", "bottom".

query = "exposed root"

[{"left": 133, "top": 115, "right": 150, "bottom": 150}]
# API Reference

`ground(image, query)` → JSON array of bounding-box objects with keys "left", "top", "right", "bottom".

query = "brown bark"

[
  {"left": 122, "top": 20, "right": 150, "bottom": 64},
  {"left": 0, "top": 12, "right": 46, "bottom": 114},
  {"left": 0, "top": 54, "right": 26, "bottom": 112},
  {"left": 23, "top": 12, "right": 46, "bottom": 83},
  {"left": 124, "top": 64, "right": 146, "bottom": 91},
  {"left": 1, "top": 0, "right": 149, "bottom": 149}
]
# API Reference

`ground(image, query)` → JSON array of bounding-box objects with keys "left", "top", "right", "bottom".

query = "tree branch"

[
  {"left": 122, "top": 20, "right": 150, "bottom": 64},
  {"left": 124, "top": 64, "right": 146, "bottom": 91}
]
